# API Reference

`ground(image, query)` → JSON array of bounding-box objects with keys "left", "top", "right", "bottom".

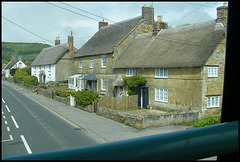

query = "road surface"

[{"left": 1, "top": 83, "right": 100, "bottom": 158}]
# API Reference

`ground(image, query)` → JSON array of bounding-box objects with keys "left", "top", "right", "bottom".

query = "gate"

[{"left": 70, "top": 95, "right": 75, "bottom": 106}]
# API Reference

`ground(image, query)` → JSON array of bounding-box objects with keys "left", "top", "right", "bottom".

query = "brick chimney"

[
  {"left": 55, "top": 36, "right": 60, "bottom": 46},
  {"left": 142, "top": 4, "right": 154, "bottom": 25},
  {"left": 26, "top": 58, "right": 29, "bottom": 67},
  {"left": 99, "top": 19, "right": 108, "bottom": 30},
  {"left": 68, "top": 31, "right": 74, "bottom": 58},
  {"left": 216, "top": 2, "right": 228, "bottom": 28}
]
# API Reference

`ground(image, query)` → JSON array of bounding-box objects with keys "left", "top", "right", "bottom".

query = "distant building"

[
  {"left": 4, "top": 55, "right": 27, "bottom": 77},
  {"left": 31, "top": 32, "right": 77, "bottom": 83}
]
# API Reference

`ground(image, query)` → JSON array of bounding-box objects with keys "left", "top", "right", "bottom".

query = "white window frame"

[
  {"left": 208, "top": 67, "right": 218, "bottom": 77},
  {"left": 207, "top": 96, "right": 220, "bottom": 108},
  {"left": 155, "top": 88, "right": 168, "bottom": 102},
  {"left": 101, "top": 78, "right": 106, "bottom": 91},
  {"left": 89, "top": 57, "right": 93, "bottom": 68},
  {"left": 79, "top": 58, "right": 82, "bottom": 68},
  {"left": 155, "top": 68, "right": 168, "bottom": 78},
  {"left": 101, "top": 55, "right": 106, "bottom": 68},
  {"left": 126, "top": 68, "right": 136, "bottom": 77}
]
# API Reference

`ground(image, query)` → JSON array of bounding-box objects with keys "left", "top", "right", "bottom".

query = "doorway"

[{"left": 137, "top": 86, "right": 149, "bottom": 108}]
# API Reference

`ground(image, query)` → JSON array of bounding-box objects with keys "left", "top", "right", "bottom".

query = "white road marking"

[
  {"left": 5, "top": 120, "right": 8, "bottom": 124},
  {"left": 11, "top": 116, "right": 19, "bottom": 128},
  {"left": 20, "top": 135, "right": 32, "bottom": 154},
  {"left": 3, "top": 115, "right": 6, "bottom": 119},
  {"left": 2, "top": 98, "right": 5, "bottom": 103},
  {"left": 7, "top": 127, "right": 10, "bottom": 131},
  {"left": 1, "top": 135, "right": 13, "bottom": 142},
  {"left": 5, "top": 105, "right": 10, "bottom": 112}
]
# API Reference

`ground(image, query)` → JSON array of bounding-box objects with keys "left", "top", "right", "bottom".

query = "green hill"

[{"left": 2, "top": 42, "right": 51, "bottom": 64}]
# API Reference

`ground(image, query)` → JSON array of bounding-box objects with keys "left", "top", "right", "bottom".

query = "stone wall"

[
  {"left": 97, "top": 107, "right": 199, "bottom": 130},
  {"left": 76, "top": 103, "right": 94, "bottom": 113}
]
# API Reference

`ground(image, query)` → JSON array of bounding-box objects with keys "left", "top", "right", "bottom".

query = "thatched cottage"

[{"left": 113, "top": 3, "right": 227, "bottom": 116}]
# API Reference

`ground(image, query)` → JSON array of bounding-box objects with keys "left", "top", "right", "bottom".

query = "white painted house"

[
  {"left": 4, "top": 56, "right": 27, "bottom": 77},
  {"left": 31, "top": 32, "right": 77, "bottom": 84}
]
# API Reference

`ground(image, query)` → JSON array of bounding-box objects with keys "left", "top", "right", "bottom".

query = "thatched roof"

[
  {"left": 74, "top": 16, "right": 142, "bottom": 57},
  {"left": 113, "top": 20, "right": 225, "bottom": 68},
  {"left": 31, "top": 43, "right": 69, "bottom": 66}
]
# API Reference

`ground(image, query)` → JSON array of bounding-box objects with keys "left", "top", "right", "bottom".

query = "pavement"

[{"left": 2, "top": 81, "right": 217, "bottom": 160}]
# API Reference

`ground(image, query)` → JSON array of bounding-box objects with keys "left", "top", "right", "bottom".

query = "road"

[{"left": 1, "top": 83, "right": 100, "bottom": 158}]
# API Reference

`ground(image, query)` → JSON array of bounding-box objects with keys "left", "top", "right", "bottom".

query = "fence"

[{"left": 97, "top": 95, "right": 138, "bottom": 110}]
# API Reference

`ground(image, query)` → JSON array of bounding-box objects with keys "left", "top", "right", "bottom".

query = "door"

[
  {"left": 116, "top": 86, "right": 123, "bottom": 97},
  {"left": 137, "top": 86, "right": 149, "bottom": 108}
]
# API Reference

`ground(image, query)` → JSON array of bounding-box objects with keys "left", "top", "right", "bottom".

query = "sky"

[{"left": 2, "top": 1, "right": 226, "bottom": 49}]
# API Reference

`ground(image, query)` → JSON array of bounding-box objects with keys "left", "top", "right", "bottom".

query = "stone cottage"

[
  {"left": 31, "top": 32, "right": 77, "bottom": 83},
  {"left": 70, "top": 4, "right": 167, "bottom": 95},
  {"left": 113, "top": 4, "right": 227, "bottom": 117}
]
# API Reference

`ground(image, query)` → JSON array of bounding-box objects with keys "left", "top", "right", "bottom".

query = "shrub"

[
  {"left": 74, "top": 90, "right": 99, "bottom": 105},
  {"left": 193, "top": 116, "right": 220, "bottom": 128},
  {"left": 13, "top": 69, "right": 28, "bottom": 83},
  {"left": 23, "top": 76, "right": 38, "bottom": 87},
  {"left": 53, "top": 89, "right": 76, "bottom": 98}
]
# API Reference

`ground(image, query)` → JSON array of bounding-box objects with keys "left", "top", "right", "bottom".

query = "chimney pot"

[
  {"left": 43, "top": 41, "right": 46, "bottom": 48},
  {"left": 144, "top": 4, "right": 146, "bottom": 7}
]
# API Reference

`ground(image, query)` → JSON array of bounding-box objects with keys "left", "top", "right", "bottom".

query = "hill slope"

[{"left": 2, "top": 42, "right": 51, "bottom": 64}]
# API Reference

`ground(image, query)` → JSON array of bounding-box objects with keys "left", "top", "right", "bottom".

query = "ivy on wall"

[{"left": 123, "top": 74, "right": 147, "bottom": 95}]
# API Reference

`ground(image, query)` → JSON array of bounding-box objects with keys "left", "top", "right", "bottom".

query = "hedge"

[{"left": 23, "top": 76, "right": 38, "bottom": 87}]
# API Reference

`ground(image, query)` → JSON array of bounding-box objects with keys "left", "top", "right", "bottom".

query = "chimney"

[
  {"left": 26, "top": 58, "right": 29, "bottom": 67},
  {"left": 18, "top": 55, "right": 22, "bottom": 61},
  {"left": 99, "top": 19, "right": 108, "bottom": 30},
  {"left": 153, "top": 15, "right": 168, "bottom": 36},
  {"left": 216, "top": 2, "right": 228, "bottom": 28},
  {"left": 68, "top": 31, "right": 74, "bottom": 57},
  {"left": 43, "top": 41, "right": 46, "bottom": 49},
  {"left": 157, "top": 16, "right": 163, "bottom": 23},
  {"left": 142, "top": 4, "right": 154, "bottom": 25},
  {"left": 55, "top": 36, "right": 60, "bottom": 46}
]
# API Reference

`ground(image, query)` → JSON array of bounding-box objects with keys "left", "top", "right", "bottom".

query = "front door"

[
  {"left": 87, "top": 81, "right": 97, "bottom": 92},
  {"left": 137, "top": 86, "right": 149, "bottom": 108}
]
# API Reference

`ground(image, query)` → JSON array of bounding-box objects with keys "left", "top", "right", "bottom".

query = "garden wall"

[{"left": 97, "top": 107, "right": 199, "bottom": 130}]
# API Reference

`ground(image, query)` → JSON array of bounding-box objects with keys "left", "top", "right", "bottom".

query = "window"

[
  {"left": 102, "top": 55, "right": 106, "bottom": 68},
  {"left": 90, "top": 57, "right": 93, "bottom": 68},
  {"left": 155, "top": 68, "right": 168, "bottom": 78},
  {"left": 101, "top": 78, "right": 106, "bottom": 91},
  {"left": 207, "top": 96, "right": 220, "bottom": 108},
  {"left": 155, "top": 88, "right": 168, "bottom": 102},
  {"left": 79, "top": 58, "right": 82, "bottom": 68},
  {"left": 208, "top": 67, "right": 218, "bottom": 77},
  {"left": 126, "top": 68, "right": 136, "bottom": 77}
]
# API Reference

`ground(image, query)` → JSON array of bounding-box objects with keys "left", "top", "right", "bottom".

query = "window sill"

[
  {"left": 155, "top": 77, "right": 168, "bottom": 79},
  {"left": 207, "top": 106, "right": 220, "bottom": 109},
  {"left": 155, "top": 100, "right": 168, "bottom": 103}
]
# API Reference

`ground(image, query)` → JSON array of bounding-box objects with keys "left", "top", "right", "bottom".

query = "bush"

[
  {"left": 193, "top": 116, "right": 220, "bottom": 128},
  {"left": 23, "top": 76, "right": 38, "bottom": 87},
  {"left": 13, "top": 69, "right": 28, "bottom": 83},
  {"left": 74, "top": 90, "right": 99, "bottom": 105}
]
